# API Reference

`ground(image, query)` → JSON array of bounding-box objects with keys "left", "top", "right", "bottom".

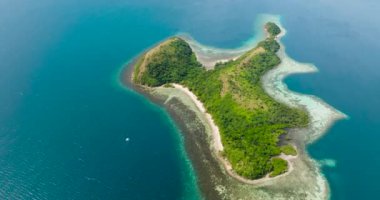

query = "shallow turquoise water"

[{"left": 1, "top": 0, "right": 379, "bottom": 199}]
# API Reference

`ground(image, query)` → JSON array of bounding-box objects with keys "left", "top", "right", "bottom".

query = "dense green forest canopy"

[
  {"left": 265, "top": 22, "right": 281, "bottom": 37},
  {"left": 133, "top": 23, "right": 308, "bottom": 179},
  {"left": 133, "top": 38, "right": 202, "bottom": 86},
  {"left": 281, "top": 145, "right": 298, "bottom": 156}
]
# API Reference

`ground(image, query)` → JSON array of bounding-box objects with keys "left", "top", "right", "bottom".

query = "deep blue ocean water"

[{"left": 1, "top": 0, "right": 379, "bottom": 199}]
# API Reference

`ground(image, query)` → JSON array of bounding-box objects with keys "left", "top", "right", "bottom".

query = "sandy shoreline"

[{"left": 172, "top": 84, "right": 223, "bottom": 152}]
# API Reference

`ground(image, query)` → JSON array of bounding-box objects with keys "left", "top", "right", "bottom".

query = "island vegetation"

[
  {"left": 280, "top": 145, "right": 297, "bottom": 156},
  {"left": 270, "top": 157, "right": 288, "bottom": 177},
  {"left": 265, "top": 22, "right": 281, "bottom": 37},
  {"left": 133, "top": 22, "right": 308, "bottom": 180}
]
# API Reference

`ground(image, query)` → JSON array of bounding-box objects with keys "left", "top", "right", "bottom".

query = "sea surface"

[{"left": 1, "top": 0, "right": 379, "bottom": 199}]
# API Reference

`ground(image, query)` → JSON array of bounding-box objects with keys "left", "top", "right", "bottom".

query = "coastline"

[
  {"left": 121, "top": 57, "right": 226, "bottom": 199},
  {"left": 121, "top": 14, "right": 347, "bottom": 199},
  {"left": 179, "top": 14, "right": 278, "bottom": 69},
  {"left": 172, "top": 84, "right": 223, "bottom": 152}
]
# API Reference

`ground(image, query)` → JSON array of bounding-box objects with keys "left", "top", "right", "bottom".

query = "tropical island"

[
  {"left": 122, "top": 16, "right": 348, "bottom": 199},
  {"left": 131, "top": 22, "right": 308, "bottom": 180}
]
